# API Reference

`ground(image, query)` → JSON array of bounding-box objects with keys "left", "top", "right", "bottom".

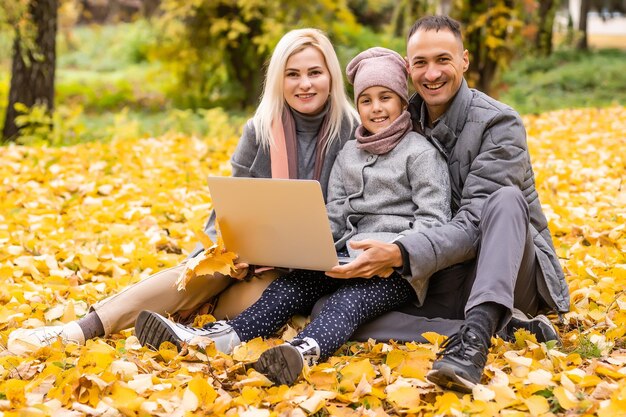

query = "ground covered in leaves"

[{"left": 0, "top": 106, "right": 625, "bottom": 416}]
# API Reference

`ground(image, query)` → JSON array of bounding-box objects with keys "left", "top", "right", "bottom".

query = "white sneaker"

[
  {"left": 8, "top": 325, "right": 82, "bottom": 355},
  {"left": 134, "top": 310, "right": 241, "bottom": 353},
  {"left": 253, "top": 337, "right": 321, "bottom": 385}
]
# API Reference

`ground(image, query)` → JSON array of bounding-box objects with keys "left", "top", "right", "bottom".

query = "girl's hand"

[{"left": 230, "top": 262, "right": 250, "bottom": 280}]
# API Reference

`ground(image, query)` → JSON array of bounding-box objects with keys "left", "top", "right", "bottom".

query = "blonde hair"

[{"left": 253, "top": 28, "right": 357, "bottom": 149}]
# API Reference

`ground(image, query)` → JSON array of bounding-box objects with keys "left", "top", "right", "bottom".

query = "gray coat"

[
  {"left": 326, "top": 132, "right": 451, "bottom": 290},
  {"left": 191, "top": 116, "right": 355, "bottom": 257},
  {"left": 398, "top": 79, "right": 570, "bottom": 313}
]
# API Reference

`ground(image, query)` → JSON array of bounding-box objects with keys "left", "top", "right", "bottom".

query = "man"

[{"left": 325, "top": 15, "right": 569, "bottom": 392}]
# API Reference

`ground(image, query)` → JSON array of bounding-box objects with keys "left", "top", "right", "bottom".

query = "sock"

[
  {"left": 76, "top": 311, "right": 105, "bottom": 341},
  {"left": 464, "top": 302, "right": 506, "bottom": 347},
  {"left": 61, "top": 321, "right": 86, "bottom": 345}
]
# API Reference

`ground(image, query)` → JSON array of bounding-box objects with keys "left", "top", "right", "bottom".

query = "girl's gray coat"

[{"left": 326, "top": 131, "right": 451, "bottom": 303}]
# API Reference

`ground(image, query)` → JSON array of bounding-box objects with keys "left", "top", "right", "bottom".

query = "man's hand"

[{"left": 326, "top": 240, "right": 403, "bottom": 279}]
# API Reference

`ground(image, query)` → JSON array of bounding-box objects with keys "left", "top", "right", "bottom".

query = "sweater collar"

[{"left": 290, "top": 101, "right": 330, "bottom": 135}]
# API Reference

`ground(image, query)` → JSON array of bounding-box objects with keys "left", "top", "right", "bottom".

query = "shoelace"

[
  {"left": 437, "top": 325, "right": 488, "bottom": 369},
  {"left": 34, "top": 328, "right": 63, "bottom": 342},
  {"left": 290, "top": 338, "right": 320, "bottom": 364},
  {"left": 290, "top": 338, "right": 313, "bottom": 351},
  {"left": 201, "top": 321, "right": 230, "bottom": 333},
  {"left": 437, "top": 325, "right": 476, "bottom": 358}
]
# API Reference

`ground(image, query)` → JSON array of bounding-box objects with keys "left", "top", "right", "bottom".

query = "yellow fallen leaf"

[
  {"left": 422, "top": 332, "right": 446, "bottom": 345},
  {"left": 472, "top": 384, "right": 496, "bottom": 402},
  {"left": 158, "top": 341, "right": 179, "bottom": 362},
  {"left": 553, "top": 385, "right": 580, "bottom": 409},
  {"left": 433, "top": 392, "right": 463, "bottom": 414},
  {"left": 297, "top": 389, "right": 336, "bottom": 414},
  {"left": 77, "top": 340, "right": 116, "bottom": 373},
  {"left": 110, "top": 360, "right": 139, "bottom": 380},
  {"left": 385, "top": 349, "right": 406, "bottom": 369},
  {"left": 2, "top": 379, "right": 28, "bottom": 408},
  {"left": 491, "top": 385, "right": 518, "bottom": 408},
  {"left": 182, "top": 387, "right": 200, "bottom": 412},
  {"left": 109, "top": 382, "right": 142, "bottom": 413},
  {"left": 232, "top": 338, "right": 271, "bottom": 362},
  {"left": 351, "top": 374, "right": 372, "bottom": 401},
  {"left": 128, "top": 374, "right": 154, "bottom": 394},
  {"left": 188, "top": 374, "right": 217, "bottom": 408},
  {"left": 386, "top": 386, "right": 424, "bottom": 413},
  {"left": 61, "top": 300, "right": 76, "bottom": 323},
  {"left": 235, "top": 370, "right": 273, "bottom": 388},
  {"left": 79, "top": 253, "right": 100, "bottom": 271},
  {"left": 306, "top": 367, "right": 338, "bottom": 389},
  {"left": 524, "top": 395, "right": 550, "bottom": 416},
  {"left": 236, "top": 386, "right": 262, "bottom": 406},
  {"left": 525, "top": 369, "right": 555, "bottom": 386},
  {"left": 596, "top": 364, "right": 626, "bottom": 380},
  {"left": 175, "top": 234, "right": 236, "bottom": 290},
  {"left": 339, "top": 359, "right": 376, "bottom": 387}
]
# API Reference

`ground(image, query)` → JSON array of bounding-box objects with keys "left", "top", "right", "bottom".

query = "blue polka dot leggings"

[{"left": 227, "top": 269, "right": 416, "bottom": 360}]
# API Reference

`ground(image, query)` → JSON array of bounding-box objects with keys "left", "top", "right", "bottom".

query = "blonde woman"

[{"left": 8, "top": 28, "right": 358, "bottom": 351}]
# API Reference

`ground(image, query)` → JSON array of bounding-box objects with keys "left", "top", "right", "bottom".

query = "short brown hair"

[{"left": 407, "top": 15, "right": 463, "bottom": 43}]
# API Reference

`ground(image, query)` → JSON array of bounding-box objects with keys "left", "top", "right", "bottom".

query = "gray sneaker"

[
  {"left": 502, "top": 309, "right": 561, "bottom": 344},
  {"left": 134, "top": 310, "right": 240, "bottom": 352},
  {"left": 253, "top": 337, "right": 321, "bottom": 386}
]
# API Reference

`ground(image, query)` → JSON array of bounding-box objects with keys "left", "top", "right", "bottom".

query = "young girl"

[{"left": 136, "top": 47, "right": 451, "bottom": 385}]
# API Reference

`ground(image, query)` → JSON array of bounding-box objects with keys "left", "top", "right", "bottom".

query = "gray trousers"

[{"left": 312, "top": 186, "right": 543, "bottom": 343}]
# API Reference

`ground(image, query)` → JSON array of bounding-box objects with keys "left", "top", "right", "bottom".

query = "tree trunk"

[
  {"left": 2, "top": 0, "right": 58, "bottom": 142},
  {"left": 577, "top": 0, "right": 590, "bottom": 50},
  {"left": 535, "top": 0, "right": 557, "bottom": 56}
]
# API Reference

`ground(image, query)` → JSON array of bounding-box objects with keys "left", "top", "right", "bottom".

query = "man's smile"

[{"left": 424, "top": 82, "right": 445, "bottom": 90}]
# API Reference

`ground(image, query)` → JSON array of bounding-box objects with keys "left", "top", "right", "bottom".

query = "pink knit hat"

[{"left": 346, "top": 47, "right": 408, "bottom": 105}]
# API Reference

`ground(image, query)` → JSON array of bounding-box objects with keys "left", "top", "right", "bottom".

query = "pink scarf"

[
  {"left": 270, "top": 106, "right": 330, "bottom": 180},
  {"left": 356, "top": 110, "right": 412, "bottom": 155}
]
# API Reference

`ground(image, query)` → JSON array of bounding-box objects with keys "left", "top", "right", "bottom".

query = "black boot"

[
  {"left": 427, "top": 302, "right": 503, "bottom": 392},
  {"left": 427, "top": 325, "right": 489, "bottom": 392}
]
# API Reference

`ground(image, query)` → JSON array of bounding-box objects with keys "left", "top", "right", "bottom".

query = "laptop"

[{"left": 206, "top": 176, "right": 355, "bottom": 271}]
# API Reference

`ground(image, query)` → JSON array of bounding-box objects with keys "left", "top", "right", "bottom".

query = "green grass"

[
  {"left": 496, "top": 48, "right": 626, "bottom": 114},
  {"left": 57, "top": 20, "right": 156, "bottom": 71}
]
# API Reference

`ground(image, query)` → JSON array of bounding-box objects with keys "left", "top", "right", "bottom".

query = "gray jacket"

[
  {"left": 326, "top": 132, "right": 451, "bottom": 290},
  {"left": 191, "top": 116, "right": 355, "bottom": 257},
  {"left": 398, "top": 79, "right": 569, "bottom": 313}
]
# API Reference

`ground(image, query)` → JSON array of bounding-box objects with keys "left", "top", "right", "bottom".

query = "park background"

[{"left": 0, "top": 0, "right": 625, "bottom": 415}]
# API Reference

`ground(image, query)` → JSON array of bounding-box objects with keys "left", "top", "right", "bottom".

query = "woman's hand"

[
  {"left": 325, "top": 240, "right": 402, "bottom": 279},
  {"left": 230, "top": 262, "right": 250, "bottom": 280}
]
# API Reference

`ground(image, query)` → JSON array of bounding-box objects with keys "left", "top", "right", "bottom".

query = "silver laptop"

[{"left": 206, "top": 176, "right": 355, "bottom": 271}]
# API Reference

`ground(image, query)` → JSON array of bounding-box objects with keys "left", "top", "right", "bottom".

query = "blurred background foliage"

[{"left": 0, "top": 0, "right": 625, "bottom": 145}]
